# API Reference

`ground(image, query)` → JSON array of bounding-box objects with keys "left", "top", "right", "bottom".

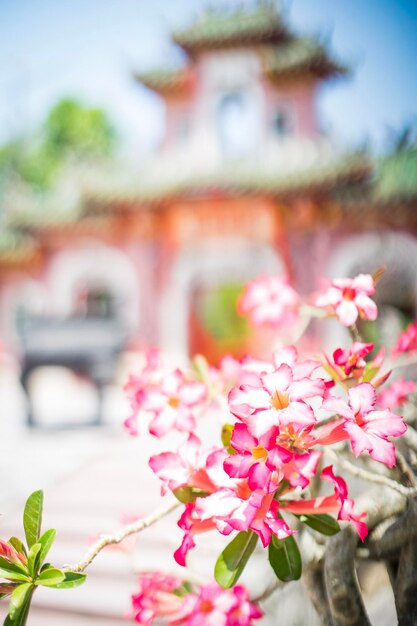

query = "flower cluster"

[
  {"left": 122, "top": 270, "right": 413, "bottom": 625},
  {"left": 392, "top": 319, "right": 417, "bottom": 355},
  {"left": 146, "top": 345, "right": 402, "bottom": 570},
  {"left": 315, "top": 274, "right": 377, "bottom": 327},
  {"left": 124, "top": 349, "right": 207, "bottom": 437},
  {"left": 237, "top": 274, "right": 300, "bottom": 329},
  {"left": 130, "top": 573, "right": 262, "bottom": 626}
]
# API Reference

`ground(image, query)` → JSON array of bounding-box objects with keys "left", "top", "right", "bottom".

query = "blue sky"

[{"left": 0, "top": 0, "right": 416, "bottom": 157}]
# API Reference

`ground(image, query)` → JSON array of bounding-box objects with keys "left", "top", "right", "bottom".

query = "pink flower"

[
  {"left": 323, "top": 382, "right": 407, "bottom": 467},
  {"left": 316, "top": 274, "right": 377, "bottom": 327},
  {"left": 142, "top": 370, "right": 207, "bottom": 437},
  {"left": 229, "top": 362, "right": 324, "bottom": 438},
  {"left": 223, "top": 423, "right": 290, "bottom": 492},
  {"left": 131, "top": 572, "right": 185, "bottom": 624},
  {"left": 378, "top": 378, "right": 416, "bottom": 410},
  {"left": 333, "top": 342, "right": 373, "bottom": 377},
  {"left": 392, "top": 320, "right": 417, "bottom": 355},
  {"left": 172, "top": 582, "right": 263, "bottom": 626},
  {"left": 194, "top": 488, "right": 295, "bottom": 549},
  {"left": 149, "top": 434, "right": 218, "bottom": 495},
  {"left": 282, "top": 466, "right": 368, "bottom": 541},
  {"left": 124, "top": 348, "right": 162, "bottom": 436},
  {"left": 238, "top": 275, "right": 300, "bottom": 328},
  {"left": 0, "top": 539, "right": 27, "bottom": 567}
]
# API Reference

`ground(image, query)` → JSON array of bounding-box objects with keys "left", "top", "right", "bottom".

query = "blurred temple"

[{"left": 1, "top": 2, "right": 417, "bottom": 376}]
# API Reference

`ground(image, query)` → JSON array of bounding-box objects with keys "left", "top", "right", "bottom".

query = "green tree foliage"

[{"left": 0, "top": 98, "right": 116, "bottom": 190}]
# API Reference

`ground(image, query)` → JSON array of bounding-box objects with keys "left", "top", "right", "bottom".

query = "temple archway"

[{"left": 159, "top": 238, "right": 284, "bottom": 360}]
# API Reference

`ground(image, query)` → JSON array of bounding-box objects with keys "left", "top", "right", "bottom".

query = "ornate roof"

[
  {"left": 264, "top": 37, "right": 348, "bottom": 81},
  {"left": 172, "top": 4, "right": 289, "bottom": 53},
  {"left": 133, "top": 68, "right": 195, "bottom": 94},
  {"left": 82, "top": 152, "right": 371, "bottom": 207}
]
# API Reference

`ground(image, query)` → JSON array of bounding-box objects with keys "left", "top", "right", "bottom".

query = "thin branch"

[
  {"left": 68, "top": 499, "right": 180, "bottom": 573},
  {"left": 326, "top": 450, "right": 417, "bottom": 497},
  {"left": 395, "top": 449, "right": 417, "bottom": 487},
  {"left": 348, "top": 323, "right": 362, "bottom": 343},
  {"left": 252, "top": 579, "right": 283, "bottom": 603}
]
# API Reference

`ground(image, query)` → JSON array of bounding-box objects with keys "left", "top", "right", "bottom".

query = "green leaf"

[
  {"left": 268, "top": 534, "right": 302, "bottom": 582},
  {"left": 50, "top": 571, "right": 87, "bottom": 589},
  {"left": 0, "top": 557, "right": 27, "bottom": 576},
  {"left": 173, "top": 487, "right": 208, "bottom": 504},
  {"left": 298, "top": 513, "right": 340, "bottom": 536},
  {"left": 221, "top": 424, "right": 236, "bottom": 454},
  {"left": 362, "top": 364, "right": 378, "bottom": 382},
  {"left": 9, "top": 584, "right": 32, "bottom": 620},
  {"left": 214, "top": 530, "right": 258, "bottom": 589},
  {"left": 38, "top": 529, "right": 56, "bottom": 566},
  {"left": 35, "top": 568, "right": 65, "bottom": 587},
  {"left": 23, "top": 491, "right": 44, "bottom": 549},
  {"left": 4, "top": 585, "right": 35, "bottom": 626},
  {"left": 273, "top": 479, "right": 290, "bottom": 500},
  {"left": 27, "top": 544, "right": 41, "bottom": 579},
  {"left": 8, "top": 539, "right": 27, "bottom": 558}
]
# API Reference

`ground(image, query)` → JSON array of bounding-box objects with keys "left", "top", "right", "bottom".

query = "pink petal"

[
  {"left": 272, "top": 346, "right": 297, "bottom": 369},
  {"left": 348, "top": 383, "right": 376, "bottom": 415},
  {"left": 223, "top": 453, "right": 254, "bottom": 479},
  {"left": 248, "top": 462, "right": 273, "bottom": 492},
  {"left": 289, "top": 378, "right": 325, "bottom": 401},
  {"left": 230, "top": 423, "right": 257, "bottom": 452},
  {"left": 362, "top": 409, "right": 407, "bottom": 437},
  {"left": 336, "top": 300, "right": 358, "bottom": 326},
  {"left": 179, "top": 382, "right": 207, "bottom": 406},
  {"left": 162, "top": 370, "right": 182, "bottom": 396},
  {"left": 322, "top": 394, "right": 354, "bottom": 419},
  {"left": 149, "top": 407, "right": 175, "bottom": 436},
  {"left": 229, "top": 385, "right": 271, "bottom": 413},
  {"left": 351, "top": 273, "right": 375, "bottom": 295},
  {"left": 175, "top": 408, "right": 195, "bottom": 432},
  {"left": 261, "top": 364, "right": 293, "bottom": 395},
  {"left": 244, "top": 408, "right": 280, "bottom": 438},
  {"left": 279, "top": 402, "right": 316, "bottom": 427},
  {"left": 355, "top": 293, "right": 378, "bottom": 320}
]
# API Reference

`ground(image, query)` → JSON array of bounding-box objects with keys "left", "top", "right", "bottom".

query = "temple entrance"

[{"left": 188, "top": 281, "right": 250, "bottom": 364}]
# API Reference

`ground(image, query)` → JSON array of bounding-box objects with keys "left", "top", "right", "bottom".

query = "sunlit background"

[{"left": 0, "top": 0, "right": 416, "bottom": 624}]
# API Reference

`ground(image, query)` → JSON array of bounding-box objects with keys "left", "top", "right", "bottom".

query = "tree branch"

[
  {"left": 325, "top": 526, "right": 371, "bottom": 626},
  {"left": 326, "top": 450, "right": 417, "bottom": 497},
  {"left": 68, "top": 499, "right": 180, "bottom": 573}
]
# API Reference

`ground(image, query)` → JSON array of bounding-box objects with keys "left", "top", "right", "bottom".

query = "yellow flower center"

[
  {"left": 168, "top": 396, "right": 180, "bottom": 409},
  {"left": 200, "top": 600, "right": 213, "bottom": 613},
  {"left": 271, "top": 389, "right": 289, "bottom": 410},
  {"left": 251, "top": 445, "right": 268, "bottom": 462}
]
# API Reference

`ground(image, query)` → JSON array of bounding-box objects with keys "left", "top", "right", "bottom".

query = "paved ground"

[{"left": 0, "top": 358, "right": 397, "bottom": 625}]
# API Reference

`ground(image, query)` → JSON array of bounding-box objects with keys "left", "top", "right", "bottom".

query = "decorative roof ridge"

[
  {"left": 172, "top": 3, "right": 291, "bottom": 53},
  {"left": 263, "top": 35, "right": 350, "bottom": 80},
  {"left": 133, "top": 65, "right": 195, "bottom": 93}
]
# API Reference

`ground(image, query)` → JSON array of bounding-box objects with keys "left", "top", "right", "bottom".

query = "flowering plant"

[{"left": 1, "top": 270, "right": 417, "bottom": 626}]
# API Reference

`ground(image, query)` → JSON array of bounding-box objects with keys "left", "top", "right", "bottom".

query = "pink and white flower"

[
  {"left": 323, "top": 382, "right": 407, "bottom": 467},
  {"left": 333, "top": 342, "right": 373, "bottom": 377},
  {"left": 378, "top": 378, "right": 416, "bottom": 410},
  {"left": 142, "top": 370, "right": 207, "bottom": 437},
  {"left": 172, "top": 582, "right": 263, "bottom": 626},
  {"left": 315, "top": 274, "right": 377, "bottom": 327},
  {"left": 238, "top": 274, "right": 300, "bottom": 329},
  {"left": 282, "top": 465, "right": 368, "bottom": 541},
  {"left": 149, "top": 434, "right": 218, "bottom": 495},
  {"left": 229, "top": 362, "right": 325, "bottom": 438},
  {"left": 131, "top": 572, "right": 184, "bottom": 625},
  {"left": 392, "top": 320, "right": 417, "bottom": 355}
]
